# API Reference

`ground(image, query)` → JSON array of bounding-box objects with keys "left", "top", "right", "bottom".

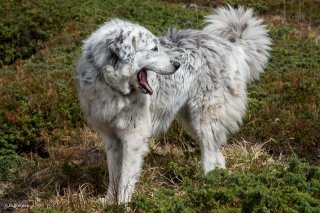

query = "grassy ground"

[{"left": 0, "top": 0, "right": 320, "bottom": 212}]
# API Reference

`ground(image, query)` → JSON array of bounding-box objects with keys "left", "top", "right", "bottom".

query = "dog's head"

[{"left": 83, "top": 19, "right": 180, "bottom": 95}]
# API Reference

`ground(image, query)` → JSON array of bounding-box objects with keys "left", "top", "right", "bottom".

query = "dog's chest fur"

[{"left": 78, "top": 75, "right": 148, "bottom": 131}]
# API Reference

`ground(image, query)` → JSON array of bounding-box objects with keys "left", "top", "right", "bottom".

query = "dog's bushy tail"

[{"left": 204, "top": 5, "right": 272, "bottom": 81}]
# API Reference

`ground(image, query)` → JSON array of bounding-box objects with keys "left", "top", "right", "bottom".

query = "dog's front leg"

[
  {"left": 101, "top": 132, "right": 123, "bottom": 202},
  {"left": 116, "top": 130, "right": 149, "bottom": 204}
]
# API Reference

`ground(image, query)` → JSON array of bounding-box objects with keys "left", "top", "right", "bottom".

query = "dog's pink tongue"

[{"left": 138, "top": 70, "right": 153, "bottom": 95}]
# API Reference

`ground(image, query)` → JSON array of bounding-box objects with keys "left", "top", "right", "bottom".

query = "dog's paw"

[{"left": 97, "top": 194, "right": 114, "bottom": 205}]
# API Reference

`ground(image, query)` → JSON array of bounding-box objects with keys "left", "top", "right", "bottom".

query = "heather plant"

[{"left": 131, "top": 159, "right": 320, "bottom": 212}]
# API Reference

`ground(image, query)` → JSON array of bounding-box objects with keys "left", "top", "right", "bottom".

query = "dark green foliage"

[
  {"left": 0, "top": 153, "right": 18, "bottom": 180},
  {"left": 104, "top": 204, "right": 127, "bottom": 213},
  {"left": 0, "top": 0, "right": 208, "bottom": 66},
  {"left": 132, "top": 159, "right": 320, "bottom": 212},
  {"left": 0, "top": 63, "right": 83, "bottom": 179},
  {"left": 167, "top": 0, "right": 320, "bottom": 23},
  {"left": 0, "top": 0, "right": 62, "bottom": 65},
  {"left": 236, "top": 25, "right": 320, "bottom": 163}
]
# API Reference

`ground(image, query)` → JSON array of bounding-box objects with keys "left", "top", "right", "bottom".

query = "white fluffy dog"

[{"left": 76, "top": 6, "right": 271, "bottom": 203}]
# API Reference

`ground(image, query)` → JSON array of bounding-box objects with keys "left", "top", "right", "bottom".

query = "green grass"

[
  {"left": 0, "top": 0, "right": 319, "bottom": 212},
  {"left": 131, "top": 159, "right": 320, "bottom": 212}
]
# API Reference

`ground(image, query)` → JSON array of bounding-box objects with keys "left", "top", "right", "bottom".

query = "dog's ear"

[{"left": 108, "top": 34, "right": 136, "bottom": 62}]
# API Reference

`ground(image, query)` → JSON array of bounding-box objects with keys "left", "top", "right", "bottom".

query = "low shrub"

[{"left": 132, "top": 159, "right": 320, "bottom": 212}]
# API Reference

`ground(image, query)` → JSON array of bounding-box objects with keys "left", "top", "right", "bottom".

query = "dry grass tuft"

[
  {"left": 223, "top": 139, "right": 277, "bottom": 172},
  {"left": 30, "top": 184, "right": 106, "bottom": 212},
  {"left": 79, "top": 126, "right": 101, "bottom": 147},
  {"left": 138, "top": 139, "right": 194, "bottom": 194}
]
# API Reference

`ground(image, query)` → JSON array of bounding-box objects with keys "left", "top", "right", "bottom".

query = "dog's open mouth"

[{"left": 137, "top": 69, "right": 153, "bottom": 95}]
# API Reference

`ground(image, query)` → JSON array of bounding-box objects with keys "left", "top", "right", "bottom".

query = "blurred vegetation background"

[{"left": 0, "top": 0, "right": 319, "bottom": 212}]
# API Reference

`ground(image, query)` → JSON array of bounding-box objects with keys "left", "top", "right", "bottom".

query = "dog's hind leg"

[
  {"left": 195, "top": 123, "right": 226, "bottom": 173},
  {"left": 198, "top": 127, "right": 226, "bottom": 173},
  {"left": 101, "top": 132, "right": 123, "bottom": 202},
  {"left": 180, "top": 105, "right": 226, "bottom": 173}
]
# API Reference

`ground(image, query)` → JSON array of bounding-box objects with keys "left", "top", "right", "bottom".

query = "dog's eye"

[{"left": 151, "top": 47, "right": 158, "bottom": 52}]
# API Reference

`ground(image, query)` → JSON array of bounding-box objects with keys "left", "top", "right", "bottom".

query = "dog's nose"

[{"left": 172, "top": 61, "right": 180, "bottom": 70}]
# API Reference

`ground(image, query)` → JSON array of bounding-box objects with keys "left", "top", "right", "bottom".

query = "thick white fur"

[{"left": 76, "top": 6, "right": 271, "bottom": 203}]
